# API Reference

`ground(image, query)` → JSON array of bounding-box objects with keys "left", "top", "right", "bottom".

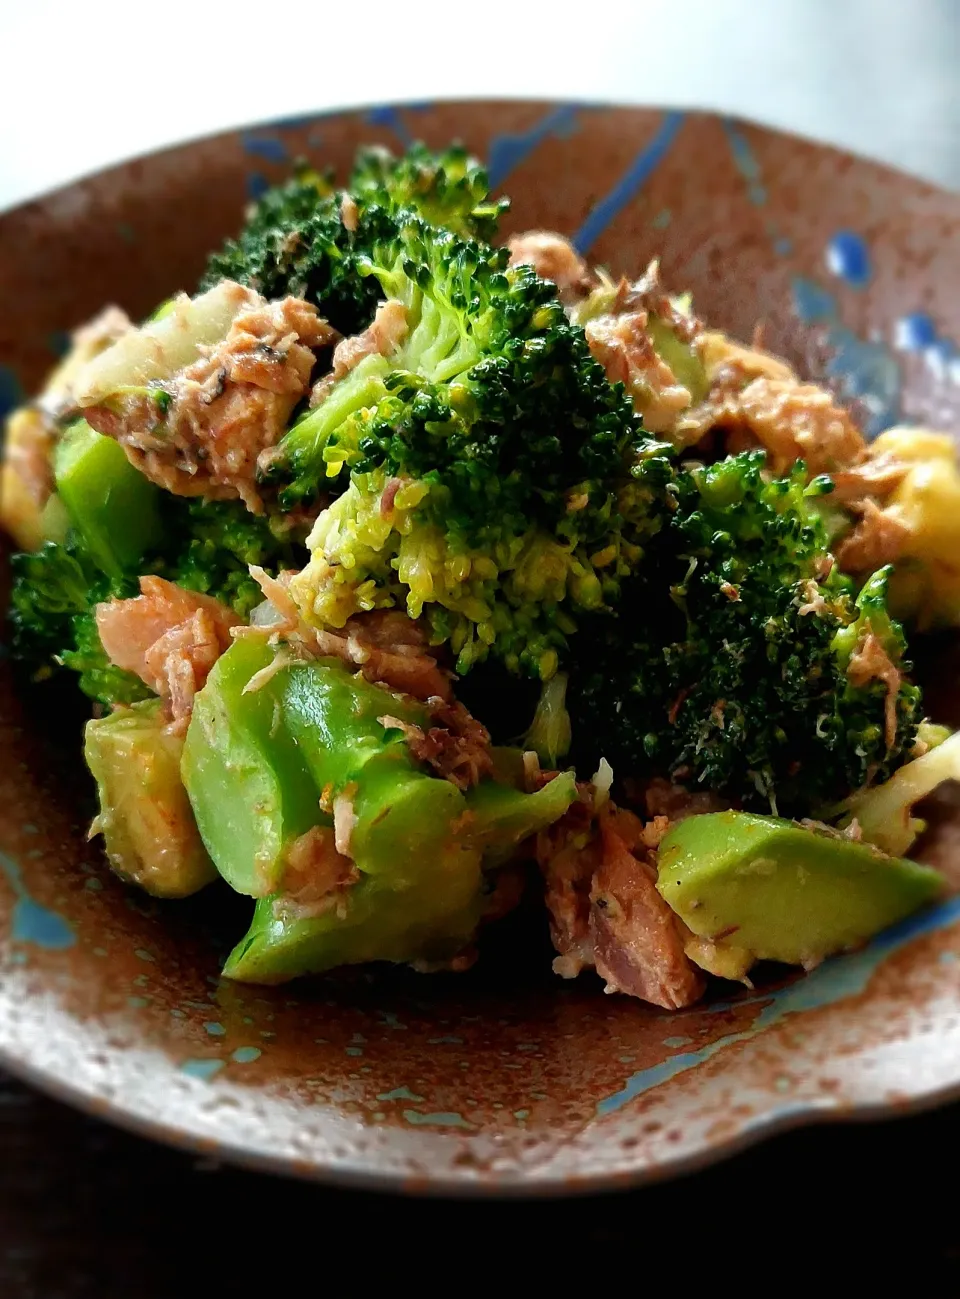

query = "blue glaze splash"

[
  {"left": 242, "top": 134, "right": 289, "bottom": 164},
  {"left": 0, "top": 367, "right": 23, "bottom": 420},
  {"left": 271, "top": 112, "right": 322, "bottom": 134},
  {"left": 896, "top": 312, "right": 938, "bottom": 351},
  {"left": 573, "top": 111, "right": 685, "bottom": 255},
  {"left": 180, "top": 1058, "right": 225, "bottom": 1081},
  {"left": 402, "top": 1109, "right": 473, "bottom": 1129},
  {"left": 486, "top": 104, "right": 580, "bottom": 189},
  {"left": 246, "top": 172, "right": 269, "bottom": 201},
  {"left": 597, "top": 894, "right": 960, "bottom": 1115},
  {"left": 366, "top": 104, "right": 413, "bottom": 148},
  {"left": 793, "top": 276, "right": 901, "bottom": 436},
  {"left": 377, "top": 1085, "right": 424, "bottom": 1103},
  {"left": 826, "top": 231, "right": 871, "bottom": 287},
  {"left": 231, "top": 1046, "right": 261, "bottom": 1064},
  {"left": 895, "top": 311, "right": 960, "bottom": 380},
  {"left": 0, "top": 852, "right": 74, "bottom": 950}
]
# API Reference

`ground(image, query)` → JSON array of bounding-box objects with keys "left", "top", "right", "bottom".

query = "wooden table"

[{"left": 3, "top": 1068, "right": 958, "bottom": 1294}]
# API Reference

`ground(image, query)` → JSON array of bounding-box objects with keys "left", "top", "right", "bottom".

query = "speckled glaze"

[{"left": 2, "top": 103, "right": 960, "bottom": 1195}]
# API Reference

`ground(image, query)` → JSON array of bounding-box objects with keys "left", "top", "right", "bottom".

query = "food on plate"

[{"left": 3, "top": 142, "right": 959, "bottom": 1007}]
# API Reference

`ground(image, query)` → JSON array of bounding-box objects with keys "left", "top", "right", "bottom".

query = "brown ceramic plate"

[{"left": 2, "top": 102, "right": 960, "bottom": 1195}]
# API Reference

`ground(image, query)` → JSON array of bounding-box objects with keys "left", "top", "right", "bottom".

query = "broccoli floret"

[
  {"left": 8, "top": 543, "right": 91, "bottom": 665},
  {"left": 199, "top": 145, "right": 507, "bottom": 335},
  {"left": 349, "top": 142, "right": 508, "bottom": 241},
  {"left": 279, "top": 208, "right": 647, "bottom": 677},
  {"left": 9, "top": 496, "right": 295, "bottom": 704},
  {"left": 62, "top": 611, "right": 152, "bottom": 707},
  {"left": 568, "top": 451, "right": 923, "bottom": 813},
  {"left": 199, "top": 166, "right": 379, "bottom": 336},
  {"left": 162, "top": 498, "right": 297, "bottom": 618},
  {"left": 9, "top": 541, "right": 148, "bottom": 707}
]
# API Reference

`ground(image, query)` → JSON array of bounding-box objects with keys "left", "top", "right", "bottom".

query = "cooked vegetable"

[
  {"left": 163, "top": 498, "right": 296, "bottom": 619},
  {"left": 524, "top": 672, "right": 572, "bottom": 767},
  {"left": 180, "top": 638, "right": 321, "bottom": 895},
  {"left": 349, "top": 142, "right": 508, "bottom": 241},
  {"left": 209, "top": 651, "right": 575, "bottom": 983},
  {"left": 283, "top": 208, "right": 645, "bottom": 677},
  {"left": 8, "top": 541, "right": 150, "bottom": 706},
  {"left": 70, "top": 281, "right": 256, "bottom": 408},
  {"left": 568, "top": 452, "right": 923, "bottom": 813},
  {"left": 3, "top": 140, "right": 957, "bottom": 1006},
  {"left": 657, "top": 810, "right": 943, "bottom": 974},
  {"left": 840, "top": 728, "right": 960, "bottom": 857},
  {"left": 54, "top": 420, "right": 163, "bottom": 579},
  {"left": 0, "top": 408, "right": 57, "bottom": 551},
  {"left": 85, "top": 699, "right": 216, "bottom": 898},
  {"left": 869, "top": 427, "right": 960, "bottom": 628},
  {"left": 201, "top": 144, "right": 505, "bottom": 335}
]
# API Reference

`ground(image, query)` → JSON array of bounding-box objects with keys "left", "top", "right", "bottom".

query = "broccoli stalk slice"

[
  {"left": 278, "top": 357, "right": 393, "bottom": 493},
  {"left": 524, "top": 672, "right": 573, "bottom": 767},
  {"left": 840, "top": 729, "right": 960, "bottom": 856}
]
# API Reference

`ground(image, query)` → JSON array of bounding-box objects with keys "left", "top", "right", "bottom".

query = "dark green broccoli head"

[
  {"left": 161, "top": 498, "right": 297, "bottom": 618},
  {"left": 568, "top": 451, "right": 923, "bottom": 813},
  {"left": 9, "top": 542, "right": 148, "bottom": 707},
  {"left": 199, "top": 166, "right": 378, "bottom": 335},
  {"left": 349, "top": 142, "right": 508, "bottom": 242},
  {"left": 277, "top": 207, "right": 648, "bottom": 677},
  {"left": 9, "top": 497, "right": 296, "bottom": 705},
  {"left": 199, "top": 144, "right": 507, "bottom": 335}
]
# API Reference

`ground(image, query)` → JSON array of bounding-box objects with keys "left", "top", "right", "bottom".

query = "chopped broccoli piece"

[
  {"left": 524, "top": 672, "right": 572, "bottom": 767},
  {"left": 62, "top": 611, "right": 153, "bottom": 707},
  {"left": 8, "top": 541, "right": 149, "bottom": 707},
  {"left": 567, "top": 451, "right": 924, "bottom": 813},
  {"left": 8, "top": 495, "right": 295, "bottom": 704},
  {"left": 349, "top": 142, "right": 508, "bottom": 241},
  {"left": 278, "top": 208, "right": 647, "bottom": 676},
  {"left": 199, "top": 144, "right": 506, "bottom": 335},
  {"left": 161, "top": 498, "right": 296, "bottom": 618},
  {"left": 199, "top": 166, "right": 378, "bottom": 335},
  {"left": 8, "top": 542, "right": 91, "bottom": 664}
]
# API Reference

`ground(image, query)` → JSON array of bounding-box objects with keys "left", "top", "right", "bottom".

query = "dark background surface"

[{"left": 3, "top": 1068, "right": 960, "bottom": 1295}]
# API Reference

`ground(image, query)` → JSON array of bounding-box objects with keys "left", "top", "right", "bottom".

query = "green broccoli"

[
  {"left": 349, "top": 142, "right": 508, "bottom": 241},
  {"left": 199, "top": 166, "right": 379, "bottom": 335},
  {"left": 567, "top": 451, "right": 924, "bottom": 814},
  {"left": 199, "top": 144, "right": 507, "bottom": 335},
  {"left": 277, "top": 208, "right": 647, "bottom": 678},
  {"left": 9, "top": 497, "right": 295, "bottom": 704},
  {"left": 161, "top": 498, "right": 297, "bottom": 619},
  {"left": 9, "top": 542, "right": 149, "bottom": 707}
]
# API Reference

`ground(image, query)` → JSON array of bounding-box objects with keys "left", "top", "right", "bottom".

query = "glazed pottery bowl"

[{"left": 2, "top": 102, "right": 960, "bottom": 1195}]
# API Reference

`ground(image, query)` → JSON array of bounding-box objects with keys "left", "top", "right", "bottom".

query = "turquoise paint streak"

[
  {"left": 597, "top": 894, "right": 960, "bottom": 1115},
  {"left": 573, "top": 112, "right": 685, "bottom": 255},
  {"left": 0, "top": 852, "right": 74, "bottom": 950},
  {"left": 402, "top": 1109, "right": 473, "bottom": 1129},
  {"left": 180, "top": 1058, "right": 225, "bottom": 1081}
]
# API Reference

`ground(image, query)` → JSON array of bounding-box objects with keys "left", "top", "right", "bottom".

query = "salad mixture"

[{"left": 3, "top": 143, "right": 959, "bottom": 1007}]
